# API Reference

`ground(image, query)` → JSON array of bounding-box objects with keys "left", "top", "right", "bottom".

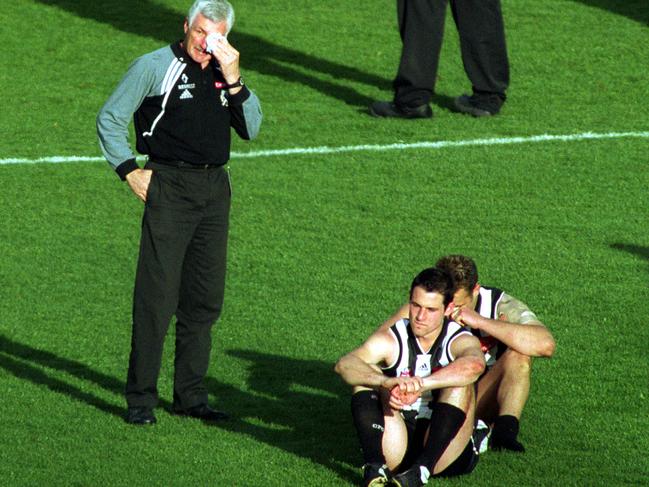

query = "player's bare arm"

[
  {"left": 420, "top": 334, "right": 486, "bottom": 391},
  {"left": 453, "top": 295, "right": 555, "bottom": 357},
  {"left": 335, "top": 330, "right": 423, "bottom": 393}
]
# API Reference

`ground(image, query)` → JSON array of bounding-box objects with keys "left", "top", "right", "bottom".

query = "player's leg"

[
  {"left": 381, "top": 399, "right": 409, "bottom": 472},
  {"left": 350, "top": 384, "right": 405, "bottom": 486},
  {"left": 349, "top": 355, "right": 413, "bottom": 485},
  {"left": 476, "top": 348, "right": 531, "bottom": 451},
  {"left": 392, "top": 384, "right": 477, "bottom": 486},
  {"left": 430, "top": 384, "right": 476, "bottom": 474}
]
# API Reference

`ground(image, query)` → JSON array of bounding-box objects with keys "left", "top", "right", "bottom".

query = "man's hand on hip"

[{"left": 126, "top": 169, "right": 153, "bottom": 202}]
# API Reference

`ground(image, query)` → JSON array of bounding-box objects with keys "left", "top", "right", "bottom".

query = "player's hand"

[
  {"left": 389, "top": 385, "right": 420, "bottom": 409},
  {"left": 125, "top": 169, "right": 153, "bottom": 202},
  {"left": 382, "top": 376, "right": 422, "bottom": 409},
  {"left": 450, "top": 304, "right": 483, "bottom": 329},
  {"left": 382, "top": 376, "right": 423, "bottom": 394}
]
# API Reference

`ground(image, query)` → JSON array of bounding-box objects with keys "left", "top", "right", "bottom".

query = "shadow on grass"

[
  {"left": 203, "top": 349, "right": 360, "bottom": 485},
  {"left": 0, "top": 351, "right": 124, "bottom": 416},
  {"left": 0, "top": 334, "right": 170, "bottom": 417},
  {"left": 0, "top": 334, "right": 360, "bottom": 482},
  {"left": 610, "top": 243, "right": 649, "bottom": 262},
  {"left": 35, "top": 0, "right": 386, "bottom": 106},
  {"left": 571, "top": 0, "right": 649, "bottom": 25},
  {"left": 0, "top": 334, "right": 125, "bottom": 417}
]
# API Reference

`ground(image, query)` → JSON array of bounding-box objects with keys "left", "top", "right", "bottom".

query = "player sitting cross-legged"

[{"left": 335, "top": 268, "right": 486, "bottom": 487}]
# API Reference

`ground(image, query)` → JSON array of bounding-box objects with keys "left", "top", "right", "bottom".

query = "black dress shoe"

[
  {"left": 369, "top": 100, "right": 432, "bottom": 119},
  {"left": 126, "top": 407, "right": 157, "bottom": 425},
  {"left": 174, "top": 404, "right": 229, "bottom": 422},
  {"left": 453, "top": 94, "right": 502, "bottom": 117}
]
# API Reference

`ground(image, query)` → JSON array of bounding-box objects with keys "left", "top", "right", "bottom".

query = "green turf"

[{"left": 1, "top": 0, "right": 648, "bottom": 485}]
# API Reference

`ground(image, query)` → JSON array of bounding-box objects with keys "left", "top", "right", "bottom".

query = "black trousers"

[
  {"left": 125, "top": 161, "right": 231, "bottom": 410},
  {"left": 393, "top": 0, "right": 509, "bottom": 108}
]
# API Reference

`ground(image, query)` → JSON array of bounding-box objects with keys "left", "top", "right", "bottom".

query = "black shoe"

[
  {"left": 369, "top": 101, "right": 432, "bottom": 119},
  {"left": 126, "top": 407, "right": 157, "bottom": 425},
  {"left": 391, "top": 465, "right": 430, "bottom": 487},
  {"left": 453, "top": 94, "right": 501, "bottom": 117},
  {"left": 362, "top": 462, "right": 390, "bottom": 487},
  {"left": 490, "top": 435, "right": 525, "bottom": 452},
  {"left": 174, "top": 404, "right": 229, "bottom": 422}
]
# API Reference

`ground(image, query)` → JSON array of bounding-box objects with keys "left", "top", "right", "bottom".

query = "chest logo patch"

[
  {"left": 177, "top": 73, "right": 195, "bottom": 100},
  {"left": 415, "top": 354, "right": 432, "bottom": 376}
]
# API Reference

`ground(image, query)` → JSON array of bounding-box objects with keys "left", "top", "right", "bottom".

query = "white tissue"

[{"left": 205, "top": 33, "right": 226, "bottom": 54}]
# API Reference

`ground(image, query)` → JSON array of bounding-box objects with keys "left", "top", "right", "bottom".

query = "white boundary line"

[{"left": 1, "top": 130, "right": 647, "bottom": 165}]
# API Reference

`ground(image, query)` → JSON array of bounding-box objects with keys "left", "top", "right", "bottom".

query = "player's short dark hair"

[
  {"left": 435, "top": 255, "right": 479, "bottom": 293},
  {"left": 409, "top": 267, "right": 454, "bottom": 306}
]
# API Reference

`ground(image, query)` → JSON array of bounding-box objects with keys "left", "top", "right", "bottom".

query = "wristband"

[{"left": 224, "top": 77, "right": 244, "bottom": 89}]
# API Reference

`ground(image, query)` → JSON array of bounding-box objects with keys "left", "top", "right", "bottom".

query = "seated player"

[
  {"left": 335, "top": 268, "right": 486, "bottom": 487},
  {"left": 381, "top": 255, "right": 556, "bottom": 452}
]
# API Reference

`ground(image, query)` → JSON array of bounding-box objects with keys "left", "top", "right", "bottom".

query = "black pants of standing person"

[
  {"left": 125, "top": 161, "right": 231, "bottom": 411},
  {"left": 393, "top": 0, "right": 509, "bottom": 109}
]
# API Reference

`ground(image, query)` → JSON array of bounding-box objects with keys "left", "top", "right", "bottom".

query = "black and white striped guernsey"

[
  {"left": 473, "top": 286, "right": 505, "bottom": 368},
  {"left": 382, "top": 318, "right": 472, "bottom": 419}
]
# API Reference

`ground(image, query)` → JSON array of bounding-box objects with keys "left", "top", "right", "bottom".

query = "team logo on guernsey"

[
  {"left": 177, "top": 73, "right": 195, "bottom": 100},
  {"left": 415, "top": 354, "right": 432, "bottom": 375}
]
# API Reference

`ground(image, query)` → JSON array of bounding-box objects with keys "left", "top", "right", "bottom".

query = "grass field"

[{"left": 1, "top": 0, "right": 648, "bottom": 486}]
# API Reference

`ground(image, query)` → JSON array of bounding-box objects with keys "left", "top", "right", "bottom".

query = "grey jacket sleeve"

[
  {"left": 241, "top": 89, "right": 262, "bottom": 140},
  {"left": 227, "top": 86, "right": 262, "bottom": 141},
  {"left": 96, "top": 56, "right": 156, "bottom": 178}
]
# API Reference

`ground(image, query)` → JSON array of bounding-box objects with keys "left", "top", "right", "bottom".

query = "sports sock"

[
  {"left": 491, "top": 415, "right": 525, "bottom": 452},
  {"left": 414, "top": 402, "right": 466, "bottom": 471},
  {"left": 351, "top": 390, "right": 386, "bottom": 465}
]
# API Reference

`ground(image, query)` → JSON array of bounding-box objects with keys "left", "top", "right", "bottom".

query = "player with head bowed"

[
  {"left": 381, "top": 255, "right": 556, "bottom": 452},
  {"left": 335, "top": 267, "right": 486, "bottom": 487}
]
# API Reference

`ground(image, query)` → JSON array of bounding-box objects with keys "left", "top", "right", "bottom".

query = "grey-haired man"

[{"left": 97, "top": 0, "right": 262, "bottom": 425}]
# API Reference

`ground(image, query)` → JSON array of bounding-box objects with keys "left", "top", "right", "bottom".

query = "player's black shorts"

[{"left": 399, "top": 411, "right": 479, "bottom": 477}]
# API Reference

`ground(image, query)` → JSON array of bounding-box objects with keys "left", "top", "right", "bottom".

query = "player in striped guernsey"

[
  {"left": 336, "top": 268, "right": 485, "bottom": 487},
  {"left": 381, "top": 255, "right": 556, "bottom": 453}
]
